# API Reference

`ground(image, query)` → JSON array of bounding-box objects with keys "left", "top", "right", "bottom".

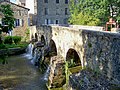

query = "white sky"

[
  {"left": 10, "top": 0, "right": 16, "bottom": 3},
  {"left": 26, "top": 0, "right": 34, "bottom": 14},
  {"left": 10, "top": 0, "right": 34, "bottom": 14}
]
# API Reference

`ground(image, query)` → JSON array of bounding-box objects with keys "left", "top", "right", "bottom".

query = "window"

[
  {"left": 55, "top": 20, "right": 59, "bottom": 24},
  {"left": 65, "top": 8, "right": 68, "bottom": 15},
  {"left": 45, "top": 19, "right": 51, "bottom": 25},
  {"left": 14, "top": 19, "right": 24, "bottom": 27},
  {"left": 45, "top": 19, "right": 49, "bottom": 24},
  {"left": 56, "top": 0, "right": 59, "bottom": 3},
  {"left": 45, "top": 8, "right": 49, "bottom": 15},
  {"left": 19, "top": 19, "right": 23, "bottom": 26},
  {"left": 44, "top": 0, "right": 48, "bottom": 3},
  {"left": 65, "top": 0, "right": 68, "bottom": 4},
  {"left": 15, "top": 19, "right": 20, "bottom": 26}
]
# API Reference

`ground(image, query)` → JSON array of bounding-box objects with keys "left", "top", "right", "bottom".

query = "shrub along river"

[{"left": 0, "top": 54, "right": 48, "bottom": 90}]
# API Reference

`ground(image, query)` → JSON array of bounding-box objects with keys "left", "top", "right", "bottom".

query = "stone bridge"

[{"left": 30, "top": 25, "right": 120, "bottom": 88}]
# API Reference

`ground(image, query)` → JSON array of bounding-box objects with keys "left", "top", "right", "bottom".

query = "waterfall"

[
  {"left": 31, "top": 48, "right": 38, "bottom": 65},
  {"left": 25, "top": 43, "right": 51, "bottom": 82},
  {"left": 24, "top": 43, "right": 33, "bottom": 60},
  {"left": 27, "top": 43, "right": 33, "bottom": 56},
  {"left": 43, "top": 66, "right": 50, "bottom": 81},
  {"left": 32, "top": 47, "right": 43, "bottom": 66}
]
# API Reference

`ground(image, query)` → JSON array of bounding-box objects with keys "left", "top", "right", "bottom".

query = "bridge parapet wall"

[{"left": 36, "top": 25, "right": 120, "bottom": 85}]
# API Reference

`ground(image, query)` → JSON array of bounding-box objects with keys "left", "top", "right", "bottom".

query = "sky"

[
  {"left": 10, "top": 0, "right": 34, "bottom": 14},
  {"left": 10, "top": 0, "right": 16, "bottom": 3},
  {"left": 26, "top": 0, "right": 34, "bottom": 14}
]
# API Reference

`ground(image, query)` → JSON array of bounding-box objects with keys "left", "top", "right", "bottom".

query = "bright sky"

[
  {"left": 10, "top": 0, "right": 34, "bottom": 14},
  {"left": 26, "top": 0, "right": 34, "bottom": 14},
  {"left": 10, "top": 0, "right": 16, "bottom": 3}
]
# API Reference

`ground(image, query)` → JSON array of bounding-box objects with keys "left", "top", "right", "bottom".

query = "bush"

[
  {"left": 0, "top": 36, "right": 3, "bottom": 44},
  {"left": 13, "top": 36, "right": 21, "bottom": 44},
  {"left": 4, "top": 36, "right": 13, "bottom": 44},
  {"left": 0, "top": 44, "right": 6, "bottom": 49}
]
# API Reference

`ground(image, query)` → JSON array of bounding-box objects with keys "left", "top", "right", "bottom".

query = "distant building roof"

[
  {"left": 19, "top": 0, "right": 26, "bottom": 3},
  {"left": 0, "top": 0, "right": 30, "bottom": 10}
]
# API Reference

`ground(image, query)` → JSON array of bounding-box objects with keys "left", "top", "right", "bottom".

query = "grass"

[{"left": 4, "top": 42, "right": 29, "bottom": 49}]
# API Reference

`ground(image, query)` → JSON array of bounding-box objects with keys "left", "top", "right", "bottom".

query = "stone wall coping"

[
  {"left": 51, "top": 25, "right": 120, "bottom": 37},
  {"left": 36, "top": 25, "right": 120, "bottom": 39}
]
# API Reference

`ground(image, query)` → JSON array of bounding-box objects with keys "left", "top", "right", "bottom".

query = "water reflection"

[{"left": 0, "top": 54, "right": 48, "bottom": 90}]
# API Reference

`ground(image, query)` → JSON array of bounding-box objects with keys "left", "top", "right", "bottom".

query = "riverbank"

[{"left": 0, "top": 54, "right": 47, "bottom": 90}]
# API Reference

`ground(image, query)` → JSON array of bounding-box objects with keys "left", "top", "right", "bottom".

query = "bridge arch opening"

[
  {"left": 66, "top": 49, "right": 81, "bottom": 68},
  {"left": 49, "top": 39, "right": 57, "bottom": 56},
  {"left": 35, "top": 33, "right": 38, "bottom": 41},
  {"left": 41, "top": 35, "right": 46, "bottom": 45}
]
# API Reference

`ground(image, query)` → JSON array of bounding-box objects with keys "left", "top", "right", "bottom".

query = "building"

[
  {"left": 10, "top": 0, "right": 37, "bottom": 26},
  {"left": 37, "top": 0, "right": 70, "bottom": 25},
  {"left": 0, "top": 0, "right": 30, "bottom": 37},
  {"left": 25, "top": 0, "right": 37, "bottom": 26},
  {"left": 34, "top": 0, "right": 37, "bottom": 14},
  {"left": 19, "top": 0, "right": 26, "bottom": 6}
]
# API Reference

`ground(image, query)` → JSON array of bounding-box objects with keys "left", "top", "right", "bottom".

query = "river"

[{"left": 0, "top": 54, "right": 48, "bottom": 90}]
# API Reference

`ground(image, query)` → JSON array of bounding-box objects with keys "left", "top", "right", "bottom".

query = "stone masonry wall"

[
  {"left": 82, "top": 30, "right": 120, "bottom": 85},
  {"left": 36, "top": 25, "right": 120, "bottom": 85},
  {"left": 37, "top": 0, "right": 70, "bottom": 25}
]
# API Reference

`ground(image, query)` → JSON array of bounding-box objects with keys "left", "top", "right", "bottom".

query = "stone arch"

[
  {"left": 41, "top": 35, "right": 46, "bottom": 45},
  {"left": 66, "top": 48, "right": 81, "bottom": 68},
  {"left": 49, "top": 39, "right": 57, "bottom": 56}
]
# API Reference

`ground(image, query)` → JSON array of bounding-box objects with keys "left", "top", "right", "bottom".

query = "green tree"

[
  {"left": 107, "top": 0, "right": 120, "bottom": 22},
  {"left": 0, "top": 4, "right": 15, "bottom": 64},
  {"left": 69, "top": 0, "right": 120, "bottom": 26},
  {"left": 0, "top": 4, "right": 15, "bottom": 33}
]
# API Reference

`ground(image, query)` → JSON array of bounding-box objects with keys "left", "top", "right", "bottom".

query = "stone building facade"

[
  {"left": 18, "top": 0, "right": 26, "bottom": 6},
  {"left": 34, "top": 0, "right": 37, "bottom": 14},
  {"left": 37, "top": 0, "right": 70, "bottom": 25},
  {"left": 0, "top": 1, "right": 29, "bottom": 38}
]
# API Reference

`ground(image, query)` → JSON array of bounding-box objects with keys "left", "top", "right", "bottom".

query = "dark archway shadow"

[
  {"left": 35, "top": 33, "right": 38, "bottom": 41},
  {"left": 41, "top": 35, "right": 46, "bottom": 45},
  {"left": 49, "top": 39, "right": 57, "bottom": 56},
  {"left": 66, "top": 48, "right": 81, "bottom": 68}
]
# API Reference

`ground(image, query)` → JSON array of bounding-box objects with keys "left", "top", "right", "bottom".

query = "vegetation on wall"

[{"left": 69, "top": 0, "right": 120, "bottom": 26}]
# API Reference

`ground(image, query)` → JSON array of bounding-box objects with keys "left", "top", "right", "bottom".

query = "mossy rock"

[
  {"left": 52, "top": 75, "right": 66, "bottom": 88},
  {"left": 69, "top": 66, "right": 82, "bottom": 74},
  {"left": 50, "top": 87, "right": 63, "bottom": 90}
]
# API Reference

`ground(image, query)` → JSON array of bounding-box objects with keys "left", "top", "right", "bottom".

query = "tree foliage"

[
  {"left": 0, "top": 4, "right": 15, "bottom": 33},
  {"left": 69, "top": 0, "right": 120, "bottom": 26}
]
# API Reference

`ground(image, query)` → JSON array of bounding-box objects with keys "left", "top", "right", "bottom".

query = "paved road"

[{"left": 0, "top": 54, "right": 48, "bottom": 90}]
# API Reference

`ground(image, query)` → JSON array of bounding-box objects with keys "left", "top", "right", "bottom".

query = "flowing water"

[
  {"left": 0, "top": 44, "right": 48, "bottom": 90},
  {"left": 43, "top": 66, "right": 50, "bottom": 81}
]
